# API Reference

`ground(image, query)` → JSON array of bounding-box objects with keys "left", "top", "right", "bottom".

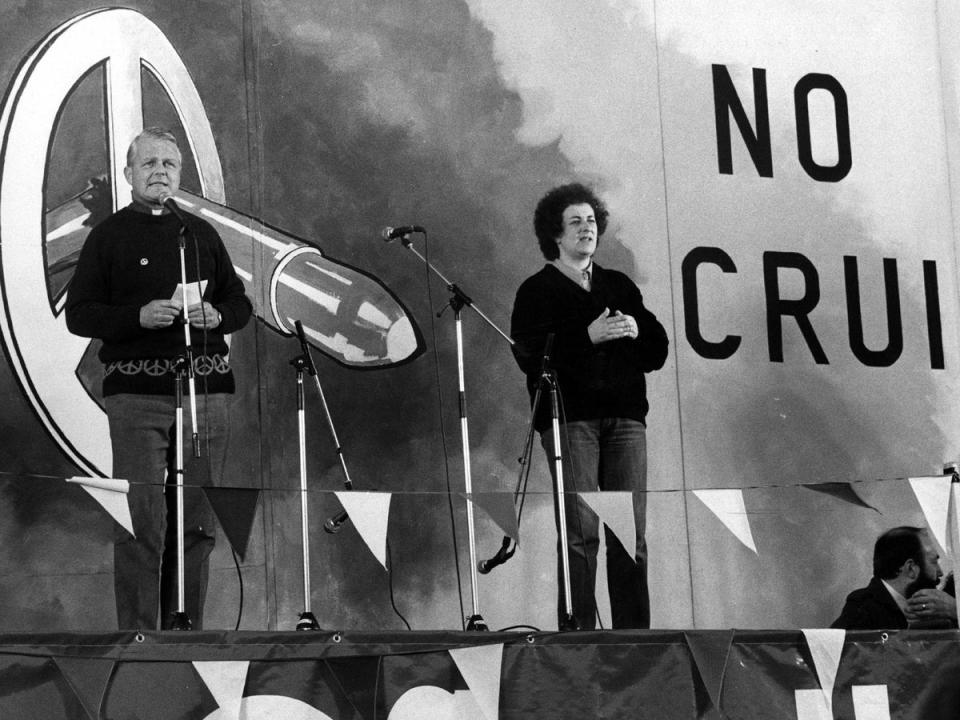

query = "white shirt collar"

[
  {"left": 551, "top": 259, "right": 593, "bottom": 289},
  {"left": 880, "top": 578, "right": 909, "bottom": 615}
]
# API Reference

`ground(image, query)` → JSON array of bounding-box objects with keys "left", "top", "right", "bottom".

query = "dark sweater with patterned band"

[{"left": 65, "top": 204, "right": 253, "bottom": 396}]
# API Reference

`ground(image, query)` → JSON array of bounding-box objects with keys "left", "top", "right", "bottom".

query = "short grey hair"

[{"left": 126, "top": 127, "right": 180, "bottom": 167}]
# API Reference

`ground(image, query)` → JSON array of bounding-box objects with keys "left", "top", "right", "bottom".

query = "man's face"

[
  {"left": 555, "top": 203, "right": 597, "bottom": 266},
  {"left": 906, "top": 534, "right": 942, "bottom": 595},
  {"left": 123, "top": 136, "right": 181, "bottom": 207}
]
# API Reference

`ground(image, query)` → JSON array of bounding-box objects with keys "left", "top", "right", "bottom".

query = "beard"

[{"left": 906, "top": 569, "right": 941, "bottom": 597}]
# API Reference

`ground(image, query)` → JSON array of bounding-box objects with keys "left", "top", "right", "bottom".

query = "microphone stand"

[
  {"left": 293, "top": 320, "right": 354, "bottom": 536},
  {"left": 392, "top": 233, "right": 513, "bottom": 631},
  {"left": 476, "top": 334, "right": 577, "bottom": 629},
  {"left": 291, "top": 352, "right": 320, "bottom": 631},
  {"left": 545, "top": 368, "right": 578, "bottom": 631},
  {"left": 175, "top": 222, "right": 201, "bottom": 459},
  {"left": 169, "top": 356, "right": 192, "bottom": 630},
  {"left": 170, "top": 210, "right": 199, "bottom": 632},
  {"left": 289, "top": 319, "right": 356, "bottom": 631}
]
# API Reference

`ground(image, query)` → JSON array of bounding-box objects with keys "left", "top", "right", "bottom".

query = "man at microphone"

[
  {"left": 510, "top": 183, "right": 668, "bottom": 630},
  {"left": 65, "top": 127, "right": 252, "bottom": 630}
]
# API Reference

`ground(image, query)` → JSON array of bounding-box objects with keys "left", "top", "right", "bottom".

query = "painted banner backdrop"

[{"left": 1, "top": 0, "right": 960, "bottom": 634}]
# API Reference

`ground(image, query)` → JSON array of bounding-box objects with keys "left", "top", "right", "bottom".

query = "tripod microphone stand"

[
  {"left": 476, "top": 333, "right": 578, "bottom": 629},
  {"left": 390, "top": 231, "right": 513, "bottom": 631},
  {"left": 289, "top": 319, "right": 356, "bottom": 630}
]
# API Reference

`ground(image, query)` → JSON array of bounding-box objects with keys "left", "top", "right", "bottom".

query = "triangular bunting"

[
  {"left": 949, "top": 482, "right": 960, "bottom": 629},
  {"left": 193, "top": 660, "right": 250, "bottom": 720},
  {"left": 801, "top": 629, "right": 845, "bottom": 715},
  {"left": 692, "top": 489, "right": 757, "bottom": 554},
  {"left": 684, "top": 630, "right": 733, "bottom": 716},
  {"left": 66, "top": 477, "right": 134, "bottom": 537},
  {"left": 803, "top": 483, "right": 879, "bottom": 513},
  {"left": 324, "top": 657, "right": 382, "bottom": 720},
  {"left": 908, "top": 476, "right": 952, "bottom": 553},
  {"left": 203, "top": 487, "right": 261, "bottom": 561},
  {"left": 947, "top": 481, "right": 960, "bottom": 560},
  {"left": 335, "top": 491, "right": 391, "bottom": 569},
  {"left": 53, "top": 657, "right": 115, "bottom": 720},
  {"left": 449, "top": 644, "right": 504, "bottom": 720},
  {"left": 578, "top": 491, "right": 636, "bottom": 559},
  {"left": 464, "top": 493, "right": 520, "bottom": 541}
]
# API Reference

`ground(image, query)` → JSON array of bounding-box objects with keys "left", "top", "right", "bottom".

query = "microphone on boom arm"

[
  {"left": 324, "top": 509, "right": 348, "bottom": 534},
  {"left": 380, "top": 225, "right": 425, "bottom": 242},
  {"left": 477, "top": 536, "right": 516, "bottom": 574}
]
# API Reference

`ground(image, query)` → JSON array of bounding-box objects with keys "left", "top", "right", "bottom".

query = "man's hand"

[
  {"left": 140, "top": 299, "right": 182, "bottom": 329},
  {"left": 906, "top": 588, "right": 957, "bottom": 622},
  {"left": 187, "top": 301, "right": 221, "bottom": 330},
  {"left": 588, "top": 307, "right": 639, "bottom": 344}
]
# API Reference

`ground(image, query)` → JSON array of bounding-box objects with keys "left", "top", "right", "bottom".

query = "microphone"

[
  {"left": 324, "top": 509, "right": 349, "bottom": 534},
  {"left": 293, "top": 320, "right": 318, "bottom": 377},
  {"left": 477, "top": 536, "right": 515, "bottom": 574},
  {"left": 380, "top": 225, "right": 425, "bottom": 241},
  {"left": 162, "top": 195, "right": 188, "bottom": 225}
]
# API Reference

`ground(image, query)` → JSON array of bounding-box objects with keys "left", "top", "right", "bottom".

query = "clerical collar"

[{"left": 130, "top": 199, "right": 168, "bottom": 216}]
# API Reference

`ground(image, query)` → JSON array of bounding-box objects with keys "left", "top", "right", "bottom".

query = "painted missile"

[{"left": 45, "top": 184, "right": 424, "bottom": 369}]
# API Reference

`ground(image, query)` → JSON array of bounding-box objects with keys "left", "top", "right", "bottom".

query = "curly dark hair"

[{"left": 533, "top": 183, "right": 609, "bottom": 260}]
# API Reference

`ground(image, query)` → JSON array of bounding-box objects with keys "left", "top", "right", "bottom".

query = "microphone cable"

[
  {"left": 386, "top": 540, "right": 411, "bottom": 630},
  {"left": 420, "top": 227, "right": 467, "bottom": 630},
  {"left": 190, "top": 221, "right": 246, "bottom": 632}
]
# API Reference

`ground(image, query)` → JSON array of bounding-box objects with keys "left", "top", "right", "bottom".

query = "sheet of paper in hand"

[{"left": 171, "top": 280, "right": 207, "bottom": 309}]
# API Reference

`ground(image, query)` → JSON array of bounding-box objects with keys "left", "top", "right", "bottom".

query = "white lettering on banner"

[
  {"left": 795, "top": 685, "right": 891, "bottom": 720},
  {"left": 795, "top": 689, "right": 833, "bottom": 720},
  {"left": 387, "top": 686, "right": 486, "bottom": 720},
  {"left": 851, "top": 686, "right": 891, "bottom": 720}
]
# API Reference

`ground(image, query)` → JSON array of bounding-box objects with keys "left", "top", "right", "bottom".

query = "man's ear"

[
  {"left": 901, "top": 558, "right": 919, "bottom": 579},
  {"left": 123, "top": 165, "right": 132, "bottom": 185}
]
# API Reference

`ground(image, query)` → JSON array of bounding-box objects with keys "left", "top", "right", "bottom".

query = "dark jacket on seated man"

[
  {"left": 831, "top": 526, "right": 956, "bottom": 630},
  {"left": 831, "top": 576, "right": 907, "bottom": 630}
]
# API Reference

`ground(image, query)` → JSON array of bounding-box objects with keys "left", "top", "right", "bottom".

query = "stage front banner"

[{"left": 0, "top": 629, "right": 957, "bottom": 719}]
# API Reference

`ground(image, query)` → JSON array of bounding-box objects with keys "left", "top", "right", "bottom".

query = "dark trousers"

[
  {"left": 105, "top": 393, "right": 229, "bottom": 630},
  {"left": 541, "top": 418, "right": 649, "bottom": 630}
]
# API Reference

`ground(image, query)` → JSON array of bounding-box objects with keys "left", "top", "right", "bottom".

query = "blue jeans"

[
  {"left": 540, "top": 418, "right": 649, "bottom": 629},
  {"left": 105, "top": 393, "right": 229, "bottom": 630}
]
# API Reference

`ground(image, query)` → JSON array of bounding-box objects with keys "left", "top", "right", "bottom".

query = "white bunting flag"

[
  {"left": 908, "top": 476, "right": 952, "bottom": 554},
  {"left": 335, "top": 491, "right": 392, "bottom": 569},
  {"left": 449, "top": 644, "right": 504, "bottom": 720},
  {"left": 193, "top": 661, "right": 250, "bottom": 720},
  {"left": 802, "top": 629, "right": 845, "bottom": 705},
  {"left": 66, "top": 476, "right": 134, "bottom": 537},
  {"left": 948, "top": 480, "right": 960, "bottom": 628},
  {"left": 693, "top": 489, "right": 757, "bottom": 554},
  {"left": 579, "top": 491, "right": 636, "bottom": 558}
]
